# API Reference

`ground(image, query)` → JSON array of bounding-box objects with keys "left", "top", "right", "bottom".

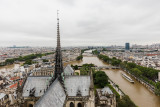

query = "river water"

[
  {"left": 68, "top": 56, "right": 160, "bottom": 107},
  {"left": 0, "top": 64, "right": 21, "bottom": 72}
]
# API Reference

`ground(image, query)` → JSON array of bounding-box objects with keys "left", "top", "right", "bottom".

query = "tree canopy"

[
  {"left": 76, "top": 55, "right": 83, "bottom": 61},
  {"left": 93, "top": 71, "right": 109, "bottom": 88},
  {"left": 0, "top": 52, "right": 54, "bottom": 66},
  {"left": 118, "top": 95, "right": 137, "bottom": 107}
]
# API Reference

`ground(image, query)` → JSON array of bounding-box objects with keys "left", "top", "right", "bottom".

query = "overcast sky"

[{"left": 0, "top": 0, "right": 160, "bottom": 47}]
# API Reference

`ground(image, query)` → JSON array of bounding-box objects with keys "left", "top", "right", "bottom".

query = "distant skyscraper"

[{"left": 125, "top": 43, "right": 130, "bottom": 50}]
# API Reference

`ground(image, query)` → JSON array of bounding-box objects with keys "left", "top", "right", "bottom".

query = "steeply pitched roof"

[
  {"left": 64, "top": 65, "right": 74, "bottom": 75},
  {"left": 22, "top": 76, "right": 51, "bottom": 97},
  {"left": 96, "top": 87, "right": 114, "bottom": 100},
  {"left": 35, "top": 79, "right": 66, "bottom": 107},
  {"left": 64, "top": 76, "right": 91, "bottom": 96},
  {"left": 101, "top": 87, "right": 113, "bottom": 95}
]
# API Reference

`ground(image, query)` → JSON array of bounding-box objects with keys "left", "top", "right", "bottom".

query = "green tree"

[
  {"left": 120, "top": 62, "right": 126, "bottom": 69},
  {"left": 92, "top": 50, "right": 99, "bottom": 55},
  {"left": 94, "top": 71, "right": 109, "bottom": 88},
  {"left": 76, "top": 55, "right": 83, "bottom": 61},
  {"left": 102, "top": 48, "right": 107, "bottom": 51},
  {"left": 43, "top": 59, "right": 49, "bottom": 62},
  {"left": 75, "top": 72, "right": 79, "bottom": 75},
  {"left": 24, "top": 59, "right": 32, "bottom": 65},
  {"left": 131, "top": 68, "right": 142, "bottom": 77},
  {"left": 73, "top": 65, "right": 78, "bottom": 70},
  {"left": 127, "top": 63, "right": 137, "bottom": 70},
  {"left": 155, "top": 82, "right": 160, "bottom": 95},
  {"left": 118, "top": 95, "right": 136, "bottom": 107},
  {"left": 5, "top": 59, "right": 15, "bottom": 64},
  {"left": 111, "top": 59, "right": 121, "bottom": 66}
]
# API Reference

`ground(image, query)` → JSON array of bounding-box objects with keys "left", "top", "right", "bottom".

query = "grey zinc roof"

[
  {"left": 22, "top": 76, "right": 51, "bottom": 97},
  {"left": 64, "top": 65, "right": 74, "bottom": 75},
  {"left": 35, "top": 79, "right": 66, "bottom": 107},
  {"left": 101, "top": 87, "right": 113, "bottom": 95},
  {"left": 96, "top": 87, "right": 114, "bottom": 100},
  {"left": 64, "top": 76, "right": 91, "bottom": 96}
]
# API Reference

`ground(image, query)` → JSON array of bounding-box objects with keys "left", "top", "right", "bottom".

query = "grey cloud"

[{"left": 0, "top": 0, "right": 160, "bottom": 47}]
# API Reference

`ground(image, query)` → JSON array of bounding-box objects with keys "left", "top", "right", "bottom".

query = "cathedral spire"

[
  {"left": 57, "top": 10, "right": 61, "bottom": 49},
  {"left": 54, "top": 10, "right": 64, "bottom": 80}
]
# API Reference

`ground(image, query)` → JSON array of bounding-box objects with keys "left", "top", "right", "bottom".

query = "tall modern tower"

[
  {"left": 125, "top": 43, "right": 130, "bottom": 50},
  {"left": 54, "top": 11, "right": 63, "bottom": 79}
]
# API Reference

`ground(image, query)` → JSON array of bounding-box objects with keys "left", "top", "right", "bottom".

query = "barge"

[{"left": 121, "top": 73, "right": 134, "bottom": 83}]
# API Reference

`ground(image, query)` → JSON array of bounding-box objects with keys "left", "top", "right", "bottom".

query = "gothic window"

[
  {"left": 77, "top": 103, "right": 82, "bottom": 107},
  {"left": 29, "top": 104, "right": 33, "bottom": 107},
  {"left": 70, "top": 102, "right": 74, "bottom": 107}
]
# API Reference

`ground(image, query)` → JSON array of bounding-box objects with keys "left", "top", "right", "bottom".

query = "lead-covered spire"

[{"left": 54, "top": 10, "right": 63, "bottom": 80}]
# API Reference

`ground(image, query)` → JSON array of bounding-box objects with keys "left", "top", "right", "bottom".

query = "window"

[
  {"left": 77, "top": 103, "right": 82, "bottom": 107},
  {"left": 70, "top": 102, "right": 74, "bottom": 107},
  {"left": 29, "top": 104, "right": 33, "bottom": 107}
]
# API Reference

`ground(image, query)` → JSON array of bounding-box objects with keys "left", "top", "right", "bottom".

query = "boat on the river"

[{"left": 121, "top": 73, "right": 134, "bottom": 83}]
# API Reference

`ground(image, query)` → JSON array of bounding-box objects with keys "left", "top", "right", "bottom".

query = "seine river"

[
  {"left": 68, "top": 56, "right": 160, "bottom": 107},
  {"left": 0, "top": 64, "right": 21, "bottom": 72}
]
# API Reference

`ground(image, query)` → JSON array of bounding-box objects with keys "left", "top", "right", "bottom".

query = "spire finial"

[{"left": 57, "top": 10, "right": 59, "bottom": 20}]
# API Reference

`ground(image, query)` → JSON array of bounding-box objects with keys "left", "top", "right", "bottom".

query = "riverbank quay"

[
  {"left": 107, "top": 79, "right": 137, "bottom": 107},
  {"left": 108, "top": 79, "right": 124, "bottom": 98},
  {"left": 123, "top": 69, "right": 155, "bottom": 94}
]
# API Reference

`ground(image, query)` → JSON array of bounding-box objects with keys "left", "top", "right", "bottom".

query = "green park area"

[{"left": 0, "top": 52, "right": 54, "bottom": 66}]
